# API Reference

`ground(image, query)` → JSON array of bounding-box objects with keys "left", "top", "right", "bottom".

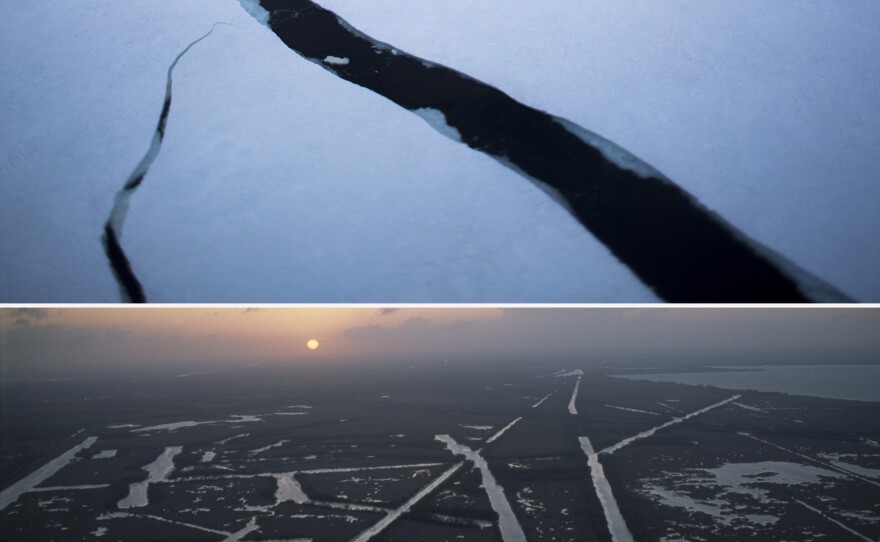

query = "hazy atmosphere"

[{"left": 2, "top": 307, "right": 878, "bottom": 374}]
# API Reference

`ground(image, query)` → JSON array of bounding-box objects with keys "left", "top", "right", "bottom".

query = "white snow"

[
  {"left": 460, "top": 425, "right": 493, "bottom": 431},
  {"left": 92, "top": 449, "right": 117, "bottom": 459},
  {"left": 486, "top": 417, "right": 522, "bottom": 444},
  {"left": 413, "top": 108, "right": 462, "bottom": 142},
  {"left": 223, "top": 517, "right": 260, "bottom": 542},
  {"left": 436, "top": 435, "right": 526, "bottom": 542},
  {"left": 274, "top": 473, "right": 309, "bottom": 505},
  {"left": 251, "top": 440, "right": 288, "bottom": 453},
  {"left": 531, "top": 390, "right": 555, "bottom": 408},
  {"left": 578, "top": 437, "right": 634, "bottom": 542},
  {"left": 0, "top": 436, "right": 97, "bottom": 511},
  {"left": 603, "top": 404, "right": 660, "bottom": 416},
  {"left": 118, "top": 446, "right": 182, "bottom": 508},
  {"left": 731, "top": 401, "right": 765, "bottom": 413},
  {"left": 323, "top": 55, "right": 351, "bottom": 66},
  {"left": 217, "top": 433, "right": 250, "bottom": 445},
  {"left": 601, "top": 395, "right": 740, "bottom": 455},
  {"left": 568, "top": 375, "right": 582, "bottom": 415},
  {"left": 238, "top": 0, "right": 270, "bottom": 26},
  {"left": 134, "top": 415, "right": 263, "bottom": 433},
  {"left": 200, "top": 451, "right": 216, "bottom": 463}
]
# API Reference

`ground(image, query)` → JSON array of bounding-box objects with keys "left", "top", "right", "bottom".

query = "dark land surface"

[{"left": 1, "top": 360, "right": 878, "bottom": 541}]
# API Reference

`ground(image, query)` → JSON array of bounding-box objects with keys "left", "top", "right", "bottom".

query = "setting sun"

[{"left": 306, "top": 339, "right": 319, "bottom": 350}]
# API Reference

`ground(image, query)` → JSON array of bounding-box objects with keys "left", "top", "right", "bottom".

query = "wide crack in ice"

[{"left": 243, "top": 0, "right": 852, "bottom": 302}]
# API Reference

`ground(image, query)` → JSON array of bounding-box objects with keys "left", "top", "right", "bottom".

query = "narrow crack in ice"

[
  {"left": 600, "top": 395, "right": 740, "bottom": 455},
  {"left": 102, "top": 23, "right": 228, "bottom": 302},
  {"left": 0, "top": 436, "right": 97, "bottom": 511},
  {"left": 241, "top": 0, "right": 852, "bottom": 302},
  {"left": 435, "top": 435, "right": 526, "bottom": 542}
]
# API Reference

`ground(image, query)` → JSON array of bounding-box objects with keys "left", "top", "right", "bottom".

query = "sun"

[{"left": 306, "top": 339, "right": 320, "bottom": 350}]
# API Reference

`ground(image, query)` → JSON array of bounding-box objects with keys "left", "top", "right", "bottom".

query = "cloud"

[
  {"left": 8, "top": 308, "right": 49, "bottom": 320},
  {"left": 343, "top": 316, "right": 431, "bottom": 339},
  {"left": 446, "top": 319, "right": 474, "bottom": 330}
]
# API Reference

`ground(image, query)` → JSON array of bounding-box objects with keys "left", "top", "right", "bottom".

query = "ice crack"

[
  {"left": 241, "top": 0, "right": 852, "bottom": 302},
  {"left": 102, "top": 23, "right": 228, "bottom": 302}
]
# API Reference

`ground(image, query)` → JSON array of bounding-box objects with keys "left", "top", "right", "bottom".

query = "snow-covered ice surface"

[{"left": 0, "top": 0, "right": 656, "bottom": 302}]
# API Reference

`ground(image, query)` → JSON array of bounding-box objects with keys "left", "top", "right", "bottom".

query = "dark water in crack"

[{"left": 255, "top": 0, "right": 851, "bottom": 302}]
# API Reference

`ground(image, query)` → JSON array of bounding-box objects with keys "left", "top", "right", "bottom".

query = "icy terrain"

[{"left": 2, "top": 1, "right": 878, "bottom": 301}]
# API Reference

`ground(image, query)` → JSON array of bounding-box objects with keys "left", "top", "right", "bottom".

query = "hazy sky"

[{"left": 1, "top": 307, "right": 878, "bottom": 372}]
